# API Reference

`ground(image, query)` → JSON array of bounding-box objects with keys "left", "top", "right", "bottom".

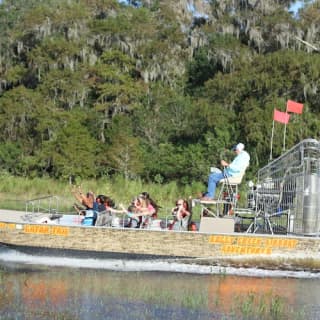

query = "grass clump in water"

[{"left": 228, "top": 291, "right": 305, "bottom": 320}]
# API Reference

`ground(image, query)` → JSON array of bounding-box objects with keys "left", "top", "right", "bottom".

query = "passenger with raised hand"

[
  {"left": 71, "top": 186, "right": 98, "bottom": 225},
  {"left": 71, "top": 186, "right": 95, "bottom": 213},
  {"left": 95, "top": 195, "right": 127, "bottom": 227}
]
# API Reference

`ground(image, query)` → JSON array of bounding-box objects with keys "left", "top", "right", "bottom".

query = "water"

[{"left": 0, "top": 245, "right": 320, "bottom": 320}]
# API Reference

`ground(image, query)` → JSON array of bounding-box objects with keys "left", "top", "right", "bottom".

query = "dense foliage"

[{"left": 0, "top": 0, "right": 319, "bottom": 185}]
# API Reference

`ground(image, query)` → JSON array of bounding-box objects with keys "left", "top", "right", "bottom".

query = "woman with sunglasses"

[{"left": 169, "top": 199, "right": 191, "bottom": 231}]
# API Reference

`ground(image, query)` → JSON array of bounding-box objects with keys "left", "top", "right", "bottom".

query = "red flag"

[
  {"left": 287, "top": 100, "right": 304, "bottom": 114},
  {"left": 273, "top": 109, "right": 290, "bottom": 124}
]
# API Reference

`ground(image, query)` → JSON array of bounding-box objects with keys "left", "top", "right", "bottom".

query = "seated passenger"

[
  {"left": 139, "top": 191, "right": 160, "bottom": 218},
  {"left": 71, "top": 186, "right": 95, "bottom": 212},
  {"left": 125, "top": 204, "right": 140, "bottom": 228},
  {"left": 95, "top": 194, "right": 108, "bottom": 212},
  {"left": 81, "top": 209, "right": 97, "bottom": 226},
  {"left": 71, "top": 186, "right": 99, "bottom": 226},
  {"left": 201, "top": 143, "right": 250, "bottom": 200},
  {"left": 130, "top": 193, "right": 156, "bottom": 228},
  {"left": 169, "top": 199, "right": 191, "bottom": 231},
  {"left": 95, "top": 196, "right": 126, "bottom": 227},
  {"left": 94, "top": 195, "right": 110, "bottom": 226}
]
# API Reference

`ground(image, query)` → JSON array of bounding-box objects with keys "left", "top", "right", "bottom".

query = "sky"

[
  {"left": 117, "top": 1, "right": 310, "bottom": 16},
  {"left": 0, "top": 0, "right": 310, "bottom": 11},
  {"left": 0, "top": 1, "right": 313, "bottom": 17},
  {"left": 289, "top": 1, "right": 304, "bottom": 14}
]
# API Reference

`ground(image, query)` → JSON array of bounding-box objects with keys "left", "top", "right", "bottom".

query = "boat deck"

[
  {"left": 0, "top": 209, "right": 27, "bottom": 223},
  {"left": 0, "top": 209, "right": 70, "bottom": 225}
]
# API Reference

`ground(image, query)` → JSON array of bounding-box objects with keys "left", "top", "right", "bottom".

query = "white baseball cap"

[{"left": 235, "top": 143, "right": 244, "bottom": 151}]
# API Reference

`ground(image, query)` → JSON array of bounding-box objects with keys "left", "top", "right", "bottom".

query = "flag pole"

[
  {"left": 270, "top": 119, "right": 275, "bottom": 161},
  {"left": 283, "top": 104, "right": 288, "bottom": 152},
  {"left": 283, "top": 123, "right": 287, "bottom": 152}
]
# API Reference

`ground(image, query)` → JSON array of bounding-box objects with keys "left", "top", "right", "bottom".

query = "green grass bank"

[{"left": 0, "top": 174, "right": 208, "bottom": 218}]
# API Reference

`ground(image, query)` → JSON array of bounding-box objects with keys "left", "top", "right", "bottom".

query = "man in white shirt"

[{"left": 201, "top": 143, "right": 250, "bottom": 200}]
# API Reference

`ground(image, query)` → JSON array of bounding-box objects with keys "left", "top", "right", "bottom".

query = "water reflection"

[
  {"left": 1, "top": 264, "right": 320, "bottom": 319},
  {"left": 0, "top": 246, "right": 320, "bottom": 319},
  {"left": 209, "top": 276, "right": 297, "bottom": 314}
]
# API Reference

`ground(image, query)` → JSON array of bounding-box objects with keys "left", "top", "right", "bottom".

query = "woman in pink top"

[
  {"left": 131, "top": 193, "right": 156, "bottom": 228},
  {"left": 133, "top": 194, "right": 156, "bottom": 217}
]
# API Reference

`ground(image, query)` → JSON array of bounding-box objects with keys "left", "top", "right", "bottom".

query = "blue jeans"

[{"left": 205, "top": 171, "right": 225, "bottom": 198}]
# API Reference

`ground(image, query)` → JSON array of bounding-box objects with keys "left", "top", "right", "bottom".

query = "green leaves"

[
  {"left": 0, "top": 0, "right": 320, "bottom": 185},
  {"left": 39, "top": 116, "right": 99, "bottom": 178},
  {"left": 0, "top": 86, "right": 42, "bottom": 143},
  {"left": 0, "top": 142, "right": 22, "bottom": 175}
]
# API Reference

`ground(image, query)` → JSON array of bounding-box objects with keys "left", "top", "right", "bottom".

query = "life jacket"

[{"left": 81, "top": 209, "right": 97, "bottom": 226}]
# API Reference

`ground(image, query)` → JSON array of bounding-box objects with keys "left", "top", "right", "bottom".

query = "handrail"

[
  {"left": 24, "top": 195, "right": 59, "bottom": 221},
  {"left": 258, "top": 138, "right": 319, "bottom": 178},
  {"left": 25, "top": 195, "right": 59, "bottom": 203}
]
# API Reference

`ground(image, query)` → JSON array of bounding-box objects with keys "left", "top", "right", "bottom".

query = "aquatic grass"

[
  {"left": 0, "top": 266, "right": 316, "bottom": 320},
  {"left": 269, "top": 294, "right": 285, "bottom": 319},
  {"left": 83, "top": 278, "right": 209, "bottom": 312},
  {"left": 125, "top": 284, "right": 179, "bottom": 306},
  {"left": 228, "top": 291, "right": 304, "bottom": 320},
  {"left": 181, "top": 292, "right": 208, "bottom": 310},
  {"left": 291, "top": 308, "right": 307, "bottom": 320},
  {"left": 239, "top": 292, "right": 255, "bottom": 318}
]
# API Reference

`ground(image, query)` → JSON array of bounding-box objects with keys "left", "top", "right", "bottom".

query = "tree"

[
  {"left": 38, "top": 68, "right": 90, "bottom": 110},
  {"left": 38, "top": 116, "right": 99, "bottom": 179},
  {"left": 90, "top": 49, "right": 146, "bottom": 142},
  {"left": 0, "top": 0, "right": 320, "bottom": 183},
  {"left": 104, "top": 115, "right": 144, "bottom": 179}
]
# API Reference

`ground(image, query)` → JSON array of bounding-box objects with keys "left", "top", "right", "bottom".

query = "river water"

[{"left": 0, "top": 245, "right": 320, "bottom": 319}]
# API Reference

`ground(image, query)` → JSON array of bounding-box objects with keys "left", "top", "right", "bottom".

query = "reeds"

[
  {"left": 0, "top": 174, "right": 204, "bottom": 218},
  {"left": 229, "top": 291, "right": 306, "bottom": 320}
]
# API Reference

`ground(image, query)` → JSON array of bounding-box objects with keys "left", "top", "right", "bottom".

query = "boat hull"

[{"left": 1, "top": 210, "right": 320, "bottom": 271}]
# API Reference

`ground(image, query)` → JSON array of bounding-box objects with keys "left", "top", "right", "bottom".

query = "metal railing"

[
  {"left": 252, "top": 139, "right": 320, "bottom": 235},
  {"left": 24, "top": 195, "right": 60, "bottom": 221}
]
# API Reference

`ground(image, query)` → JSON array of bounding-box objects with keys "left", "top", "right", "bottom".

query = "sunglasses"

[{"left": 176, "top": 202, "right": 183, "bottom": 206}]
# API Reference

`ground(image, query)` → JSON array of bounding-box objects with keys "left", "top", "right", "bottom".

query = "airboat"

[{"left": 0, "top": 139, "right": 320, "bottom": 271}]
